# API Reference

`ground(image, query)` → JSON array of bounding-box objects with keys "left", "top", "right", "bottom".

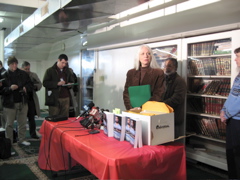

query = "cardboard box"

[{"left": 122, "top": 111, "right": 174, "bottom": 146}]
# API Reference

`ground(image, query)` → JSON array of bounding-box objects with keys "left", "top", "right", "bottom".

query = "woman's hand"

[{"left": 129, "top": 107, "right": 142, "bottom": 113}]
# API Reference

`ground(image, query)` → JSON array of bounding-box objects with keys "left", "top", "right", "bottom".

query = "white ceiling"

[
  {"left": 0, "top": 0, "right": 148, "bottom": 60},
  {"left": 1, "top": 0, "right": 240, "bottom": 61},
  {"left": 0, "top": 0, "right": 46, "bottom": 38}
]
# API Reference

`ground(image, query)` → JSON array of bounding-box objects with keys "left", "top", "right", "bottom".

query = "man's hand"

[
  {"left": 220, "top": 110, "right": 227, "bottom": 124},
  {"left": 57, "top": 80, "right": 66, "bottom": 86},
  {"left": 10, "top": 84, "right": 18, "bottom": 90},
  {"left": 23, "top": 87, "right": 27, "bottom": 93}
]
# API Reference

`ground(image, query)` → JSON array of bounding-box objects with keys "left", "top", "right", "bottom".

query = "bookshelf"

[
  {"left": 182, "top": 30, "right": 240, "bottom": 171},
  {"left": 148, "top": 39, "right": 182, "bottom": 74}
]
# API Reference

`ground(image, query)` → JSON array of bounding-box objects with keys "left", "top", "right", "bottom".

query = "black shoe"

[{"left": 30, "top": 135, "right": 40, "bottom": 140}]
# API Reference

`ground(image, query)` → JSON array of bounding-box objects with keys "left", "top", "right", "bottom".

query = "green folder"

[{"left": 128, "top": 84, "right": 151, "bottom": 108}]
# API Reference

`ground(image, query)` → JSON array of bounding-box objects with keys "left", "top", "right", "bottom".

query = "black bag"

[
  {"left": 0, "top": 137, "right": 11, "bottom": 159},
  {"left": 0, "top": 129, "right": 18, "bottom": 143},
  {"left": 45, "top": 115, "right": 68, "bottom": 122}
]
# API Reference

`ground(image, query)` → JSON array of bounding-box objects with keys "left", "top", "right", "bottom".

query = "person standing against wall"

[
  {"left": 123, "top": 44, "right": 165, "bottom": 110},
  {"left": 43, "top": 54, "right": 74, "bottom": 117},
  {"left": 220, "top": 47, "right": 240, "bottom": 179},
  {"left": 21, "top": 61, "right": 42, "bottom": 139},
  {"left": 162, "top": 58, "right": 187, "bottom": 139},
  {"left": 0, "top": 56, "right": 33, "bottom": 145},
  {"left": 68, "top": 67, "right": 78, "bottom": 117},
  {"left": 0, "top": 60, "right": 6, "bottom": 76}
]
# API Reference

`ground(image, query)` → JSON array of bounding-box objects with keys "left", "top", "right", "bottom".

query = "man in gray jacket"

[{"left": 21, "top": 61, "right": 42, "bottom": 139}]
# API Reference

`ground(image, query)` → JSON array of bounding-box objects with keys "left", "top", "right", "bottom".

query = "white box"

[{"left": 122, "top": 111, "right": 174, "bottom": 146}]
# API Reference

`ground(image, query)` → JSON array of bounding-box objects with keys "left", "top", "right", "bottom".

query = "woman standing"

[{"left": 123, "top": 44, "right": 165, "bottom": 110}]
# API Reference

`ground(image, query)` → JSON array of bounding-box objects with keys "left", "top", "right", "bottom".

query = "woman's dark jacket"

[{"left": 123, "top": 68, "right": 165, "bottom": 110}]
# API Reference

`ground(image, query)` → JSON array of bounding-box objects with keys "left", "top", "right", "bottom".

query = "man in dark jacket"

[
  {"left": 43, "top": 54, "right": 74, "bottom": 117},
  {"left": 163, "top": 58, "right": 187, "bottom": 139},
  {"left": 0, "top": 56, "right": 33, "bottom": 145}
]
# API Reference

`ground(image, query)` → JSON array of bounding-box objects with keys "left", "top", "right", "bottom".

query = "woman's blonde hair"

[{"left": 134, "top": 44, "right": 160, "bottom": 70}]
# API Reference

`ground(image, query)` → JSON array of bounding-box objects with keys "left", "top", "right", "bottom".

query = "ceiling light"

[{"left": 0, "top": 17, "right": 4, "bottom": 23}]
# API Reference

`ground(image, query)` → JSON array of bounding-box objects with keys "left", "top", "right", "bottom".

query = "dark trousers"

[
  {"left": 27, "top": 98, "right": 37, "bottom": 137},
  {"left": 226, "top": 118, "right": 240, "bottom": 179}
]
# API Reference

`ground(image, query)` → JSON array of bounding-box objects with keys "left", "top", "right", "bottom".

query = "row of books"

[
  {"left": 103, "top": 112, "right": 142, "bottom": 148},
  {"left": 197, "top": 79, "right": 230, "bottom": 96},
  {"left": 187, "top": 115, "right": 226, "bottom": 140},
  {"left": 187, "top": 57, "right": 231, "bottom": 76},
  {"left": 188, "top": 39, "right": 231, "bottom": 56},
  {"left": 187, "top": 97, "right": 226, "bottom": 115}
]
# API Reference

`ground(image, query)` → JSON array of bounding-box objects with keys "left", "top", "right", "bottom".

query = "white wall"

[
  {"left": 40, "top": 34, "right": 82, "bottom": 109},
  {"left": 94, "top": 46, "right": 138, "bottom": 111}
]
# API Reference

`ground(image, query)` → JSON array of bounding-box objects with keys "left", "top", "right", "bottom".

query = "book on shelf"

[
  {"left": 198, "top": 80, "right": 212, "bottom": 94},
  {"left": 103, "top": 111, "right": 114, "bottom": 137},
  {"left": 193, "top": 117, "right": 207, "bottom": 136},
  {"left": 188, "top": 38, "right": 231, "bottom": 56},
  {"left": 199, "top": 118, "right": 210, "bottom": 137},
  {"left": 189, "top": 116, "right": 225, "bottom": 140},
  {"left": 187, "top": 57, "right": 231, "bottom": 76},
  {"left": 203, "top": 97, "right": 225, "bottom": 115},
  {"left": 189, "top": 41, "right": 215, "bottom": 56},
  {"left": 128, "top": 118, "right": 142, "bottom": 148},
  {"left": 215, "top": 57, "right": 231, "bottom": 76},
  {"left": 189, "top": 79, "right": 230, "bottom": 97},
  {"left": 210, "top": 118, "right": 221, "bottom": 139},
  {"left": 113, "top": 114, "right": 126, "bottom": 141},
  {"left": 216, "top": 119, "right": 226, "bottom": 140}
]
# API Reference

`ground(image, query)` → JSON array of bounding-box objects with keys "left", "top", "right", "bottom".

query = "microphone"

[
  {"left": 89, "top": 107, "right": 101, "bottom": 121},
  {"left": 76, "top": 102, "right": 95, "bottom": 119}
]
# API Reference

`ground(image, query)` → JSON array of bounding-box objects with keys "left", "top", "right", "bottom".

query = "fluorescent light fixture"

[
  {"left": 119, "top": 3, "right": 148, "bottom": 19},
  {"left": 109, "top": 0, "right": 158, "bottom": 19},
  {"left": 82, "top": 41, "right": 88, "bottom": 46},
  {"left": 107, "top": 23, "right": 119, "bottom": 31},
  {"left": 165, "top": 5, "right": 176, "bottom": 15},
  {"left": 96, "top": 0, "right": 222, "bottom": 32},
  {"left": 149, "top": 0, "right": 164, "bottom": 8},
  {"left": 0, "top": 17, "right": 4, "bottom": 23},
  {"left": 177, "top": 0, "right": 221, "bottom": 12},
  {"left": 120, "top": 9, "right": 164, "bottom": 27}
]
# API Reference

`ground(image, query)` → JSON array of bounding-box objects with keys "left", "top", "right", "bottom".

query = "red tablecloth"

[{"left": 38, "top": 118, "right": 186, "bottom": 180}]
